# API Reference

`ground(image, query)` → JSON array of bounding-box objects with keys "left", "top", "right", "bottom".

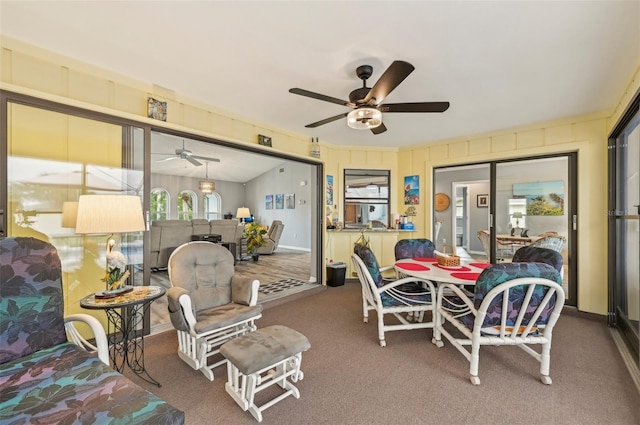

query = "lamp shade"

[
  {"left": 236, "top": 207, "right": 251, "bottom": 219},
  {"left": 75, "top": 195, "right": 145, "bottom": 234},
  {"left": 61, "top": 201, "right": 79, "bottom": 228},
  {"left": 512, "top": 212, "right": 523, "bottom": 218},
  {"left": 199, "top": 180, "right": 215, "bottom": 194}
]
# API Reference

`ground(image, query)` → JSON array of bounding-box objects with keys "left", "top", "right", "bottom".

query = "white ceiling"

[
  {"left": 150, "top": 132, "right": 287, "bottom": 182},
  {"left": 1, "top": 1, "right": 639, "bottom": 156}
]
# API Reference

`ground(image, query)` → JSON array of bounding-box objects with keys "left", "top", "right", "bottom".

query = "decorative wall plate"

[{"left": 435, "top": 193, "right": 450, "bottom": 212}]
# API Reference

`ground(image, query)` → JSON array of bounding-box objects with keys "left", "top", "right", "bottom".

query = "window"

[
  {"left": 177, "top": 190, "right": 197, "bottom": 220},
  {"left": 150, "top": 188, "right": 169, "bottom": 221},
  {"left": 204, "top": 192, "right": 221, "bottom": 220},
  {"left": 344, "top": 169, "right": 390, "bottom": 228},
  {"left": 508, "top": 198, "right": 527, "bottom": 229}
]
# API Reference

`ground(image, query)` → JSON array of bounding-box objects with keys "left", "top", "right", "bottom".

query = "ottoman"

[{"left": 220, "top": 325, "right": 311, "bottom": 422}]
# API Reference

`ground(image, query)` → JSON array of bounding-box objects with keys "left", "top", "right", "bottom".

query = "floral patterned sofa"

[{"left": 0, "top": 237, "right": 184, "bottom": 424}]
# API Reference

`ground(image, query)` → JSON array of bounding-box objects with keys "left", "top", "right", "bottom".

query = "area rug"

[{"left": 258, "top": 278, "right": 318, "bottom": 301}]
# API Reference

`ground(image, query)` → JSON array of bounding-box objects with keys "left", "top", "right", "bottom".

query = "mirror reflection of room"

[{"left": 343, "top": 169, "right": 390, "bottom": 229}]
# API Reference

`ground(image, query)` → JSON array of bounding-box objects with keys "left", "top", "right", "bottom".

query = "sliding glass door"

[
  {"left": 434, "top": 154, "right": 576, "bottom": 306},
  {"left": 495, "top": 157, "right": 573, "bottom": 301},
  {"left": 609, "top": 98, "right": 640, "bottom": 367},
  {"left": 2, "top": 99, "right": 145, "bottom": 329}
]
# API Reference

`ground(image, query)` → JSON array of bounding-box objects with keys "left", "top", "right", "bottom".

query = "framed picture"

[
  {"left": 147, "top": 97, "right": 167, "bottom": 121},
  {"left": 258, "top": 134, "right": 272, "bottom": 147},
  {"left": 275, "top": 194, "right": 284, "bottom": 209},
  {"left": 404, "top": 175, "right": 419, "bottom": 205},
  {"left": 477, "top": 194, "right": 489, "bottom": 208},
  {"left": 285, "top": 193, "right": 295, "bottom": 209},
  {"left": 512, "top": 180, "right": 564, "bottom": 215},
  {"left": 265, "top": 194, "right": 273, "bottom": 210},
  {"left": 326, "top": 175, "right": 333, "bottom": 205}
]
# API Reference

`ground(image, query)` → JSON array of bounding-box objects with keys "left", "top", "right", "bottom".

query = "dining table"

[{"left": 394, "top": 257, "right": 491, "bottom": 286}]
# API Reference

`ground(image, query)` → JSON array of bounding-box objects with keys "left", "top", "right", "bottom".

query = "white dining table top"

[{"left": 393, "top": 257, "right": 490, "bottom": 285}]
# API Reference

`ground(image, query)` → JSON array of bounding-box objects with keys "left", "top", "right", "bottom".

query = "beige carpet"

[{"left": 128, "top": 281, "right": 640, "bottom": 425}]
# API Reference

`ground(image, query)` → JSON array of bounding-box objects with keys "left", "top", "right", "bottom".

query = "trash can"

[{"left": 326, "top": 262, "right": 347, "bottom": 287}]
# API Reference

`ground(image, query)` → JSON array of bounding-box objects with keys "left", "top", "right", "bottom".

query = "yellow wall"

[{"left": 2, "top": 35, "right": 638, "bottom": 315}]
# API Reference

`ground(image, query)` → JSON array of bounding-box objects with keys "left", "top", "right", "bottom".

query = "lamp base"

[{"left": 94, "top": 286, "right": 134, "bottom": 299}]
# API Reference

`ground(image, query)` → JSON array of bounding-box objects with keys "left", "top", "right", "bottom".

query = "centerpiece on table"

[
  {"left": 95, "top": 250, "right": 133, "bottom": 299},
  {"left": 243, "top": 222, "right": 267, "bottom": 261}
]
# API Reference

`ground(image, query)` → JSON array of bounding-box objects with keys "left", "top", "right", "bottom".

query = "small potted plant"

[{"left": 243, "top": 222, "right": 267, "bottom": 261}]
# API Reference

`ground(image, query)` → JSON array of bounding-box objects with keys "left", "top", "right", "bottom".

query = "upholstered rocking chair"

[
  {"left": 352, "top": 243, "right": 436, "bottom": 347},
  {"left": 167, "top": 241, "right": 263, "bottom": 380},
  {"left": 433, "top": 262, "right": 565, "bottom": 385}
]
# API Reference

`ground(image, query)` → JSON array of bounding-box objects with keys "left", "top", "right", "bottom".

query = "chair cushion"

[
  {"left": 0, "top": 342, "right": 184, "bottom": 424},
  {"left": 220, "top": 325, "right": 310, "bottom": 375},
  {"left": 194, "top": 303, "right": 262, "bottom": 334},
  {"left": 0, "top": 237, "right": 67, "bottom": 364},
  {"left": 395, "top": 239, "right": 436, "bottom": 260},
  {"left": 474, "top": 263, "right": 562, "bottom": 329},
  {"left": 353, "top": 244, "right": 383, "bottom": 288},
  {"left": 512, "top": 246, "right": 563, "bottom": 272},
  {"left": 169, "top": 242, "right": 235, "bottom": 312}
]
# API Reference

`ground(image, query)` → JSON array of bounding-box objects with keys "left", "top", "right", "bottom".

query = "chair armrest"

[
  {"left": 64, "top": 314, "right": 109, "bottom": 365},
  {"left": 378, "top": 276, "right": 435, "bottom": 293},
  {"left": 436, "top": 283, "right": 476, "bottom": 318},
  {"left": 167, "top": 287, "right": 196, "bottom": 332},
  {"left": 231, "top": 275, "right": 260, "bottom": 306}
]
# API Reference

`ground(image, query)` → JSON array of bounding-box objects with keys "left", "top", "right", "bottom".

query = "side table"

[{"left": 80, "top": 286, "right": 165, "bottom": 386}]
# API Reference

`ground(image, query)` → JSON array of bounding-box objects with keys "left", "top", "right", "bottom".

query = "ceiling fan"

[
  {"left": 153, "top": 140, "right": 220, "bottom": 167},
  {"left": 289, "top": 60, "right": 449, "bottom": 135}
]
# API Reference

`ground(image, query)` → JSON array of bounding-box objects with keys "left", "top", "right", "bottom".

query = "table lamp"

[
  {"left": 236, "top": 207, "right": 251, "bottom": 223},
  {"left": 75, "top": 194, "right": 145, "bottom": 293},
  {"left": 512, "top": 212, "right": 523, "bottom": 227}
]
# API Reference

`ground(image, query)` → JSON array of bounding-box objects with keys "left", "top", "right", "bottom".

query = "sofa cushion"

[{"left": 0, "top": 342, "right": 184, "bottom": 424}]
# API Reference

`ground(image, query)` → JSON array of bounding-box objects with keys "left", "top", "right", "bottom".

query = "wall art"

[{"left": 404, "top": 175, "right": 419, "bottom": 205}]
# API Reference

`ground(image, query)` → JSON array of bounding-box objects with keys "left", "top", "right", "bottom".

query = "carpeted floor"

[{"left": 129, "top": 281, "right": 640, "bottom": 425}]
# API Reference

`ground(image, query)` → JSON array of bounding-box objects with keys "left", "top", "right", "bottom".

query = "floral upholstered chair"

[
  {"left": 351, "top": 243, "right": 436, "bottom": 347},
  {"left": 0, "top": 237, "right": 184, "bottom": 424},
  {"left": 433, "top": 262, "right": 565, "bottom": 385}
]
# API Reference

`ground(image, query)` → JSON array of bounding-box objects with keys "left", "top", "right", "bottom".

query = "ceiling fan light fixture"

[{"left": 347, "top": 108, "right": 382, "bottom": 130}]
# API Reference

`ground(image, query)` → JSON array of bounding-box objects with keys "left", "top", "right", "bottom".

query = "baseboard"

[
  {"left": 277, "top": 245, "right": 311, "bottom": 252},
  {"left": 610, "top": 327, "right": 640, "bottom": 394}
]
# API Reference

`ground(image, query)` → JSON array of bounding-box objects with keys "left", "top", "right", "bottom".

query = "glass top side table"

[{"left": 80, "top": 286, "right": 165, "bottom": 386}]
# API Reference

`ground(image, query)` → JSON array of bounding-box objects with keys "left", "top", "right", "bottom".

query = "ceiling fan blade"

[
  {"left": 371, "top": 123, "right": 387, "bottom": 135},
  {"left": 191, "top": 155, "right": 221, "bottom": 163},
  {"left": 157, "top": 156, "right": 178, "bottom": 162},
  {"left": 363, "top": 61, "right": 415, "bottom": 106},
  {"left": 186, "top": 157, "right": 202, "bottom": 166},
  {"left": 305, "top": 112, "right": 349, "bottom": 128},
  {"left": 289, "top": 88, "right": 350, "bottom": 107},
  {"left": 379, "top": 101, "right": 450, "bottom": 113}
]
